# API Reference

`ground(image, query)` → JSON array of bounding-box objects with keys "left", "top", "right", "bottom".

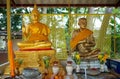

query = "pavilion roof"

[{"left": 0, "top": 0, "right": 120, "bottom": 7}]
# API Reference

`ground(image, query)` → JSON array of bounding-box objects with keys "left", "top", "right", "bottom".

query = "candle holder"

[
  {"left": 66, "top": 61, "right": 73, "bottom": 75},
  {"left": 52, "top": 61, "right": 59, "bottom": 75}
]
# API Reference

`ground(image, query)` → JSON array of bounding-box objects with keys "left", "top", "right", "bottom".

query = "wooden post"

[{"left": 7, "top": 0, "right": 15, "bottom": 77}]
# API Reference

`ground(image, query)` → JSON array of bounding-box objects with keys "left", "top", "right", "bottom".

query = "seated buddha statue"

[
  {"left": 70, "top": 18, "right": 100, "bottom": 60},
  {"left": 17, "top": 5, "right": 52, "bottom": 50}
]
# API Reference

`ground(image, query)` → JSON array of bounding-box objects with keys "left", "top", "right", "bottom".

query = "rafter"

[
  {"left": 0, "top": 0, "right": 119, "bottom": 8},
  {"left": 11, "top": 0, "right": 16, "bottom": 7},
  {"left": 0, "top": 4, "right": 117, "bottom": 7},
  {"left": 116, "top": 0, "right": 120, "bottom": 5}
]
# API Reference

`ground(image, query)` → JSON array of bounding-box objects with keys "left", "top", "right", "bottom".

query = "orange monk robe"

[{"left": 70, "top": 29, "right": 93, "bottom": 50}]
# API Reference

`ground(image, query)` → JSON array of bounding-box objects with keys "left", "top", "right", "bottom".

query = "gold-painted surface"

[
  {"left": 4, "top": 49, "right": 56, "bottom": 74},
  {"left": 17, "top": 4, "right": 51, "bottom": 50}
]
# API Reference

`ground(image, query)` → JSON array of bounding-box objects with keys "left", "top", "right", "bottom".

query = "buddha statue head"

[{"left": 31, "top": 4, "right": 40, "bottom": 23}]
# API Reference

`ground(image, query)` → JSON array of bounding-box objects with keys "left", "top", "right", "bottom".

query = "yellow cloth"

[{"left": 70, "top": 29, "right": 93, "bottom": 50}]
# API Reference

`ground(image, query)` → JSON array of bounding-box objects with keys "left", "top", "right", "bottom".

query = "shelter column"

[{"left": 7, "top": 0, "right": 15, "bottom": 77}]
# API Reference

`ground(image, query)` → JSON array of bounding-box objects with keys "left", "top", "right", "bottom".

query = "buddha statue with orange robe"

[
  {"left": 70, "top": 18, "right": 100, "bottom": 59},
  {"left": 17, "top": 5, "right": 52, "bottom": 50}
]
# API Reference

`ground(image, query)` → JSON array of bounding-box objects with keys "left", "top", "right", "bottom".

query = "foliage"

[
  {"left": 0, "top": 8, "right": 7, "bottom": 30},
  {"left": 14, "top": 59, "right": 23, "bottom": 68},
  {"left": 110, "top": 51, "right": 120, "bottom": 58},
  {"left": 71, "top": 52, "right": 81, "bottom": 65},
  {"left": 112, "top": 8, "right": 120, "bottom": 14},
  {"left": 0, "top": 7, "right": 30, "bottom": 32},
  {"left": 11, "top": 14, "right": 22, "bottom": 32},
  {"left": 42, "top": 56, "right": 51, "bottom": 68},
  {"left": 110, "top": 14, "right": 120, "bottom": 54}
]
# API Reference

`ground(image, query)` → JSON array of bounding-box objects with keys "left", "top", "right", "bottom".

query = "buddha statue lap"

[
  {"left": 17, "top": 4, "right": 51, "bottom": 50},
  {"left": 70, "top": 18, "right": 100, "bottom": 60}
]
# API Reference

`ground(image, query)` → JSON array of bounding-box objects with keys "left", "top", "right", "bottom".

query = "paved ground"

[{"left": 0, "top": 51, "right": 8, "bottom": 64}]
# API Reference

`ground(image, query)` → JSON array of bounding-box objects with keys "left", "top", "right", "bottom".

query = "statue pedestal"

[
  {"left": 15, "top": 49, "right": 55, "bottom": 67},
  {"left": 4, "top": 49, "right": 56, "bottom": 74}
]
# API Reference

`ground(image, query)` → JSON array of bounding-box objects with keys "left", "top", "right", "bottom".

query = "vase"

[
  {"left": 52, "top": 61, "right": 59, "bottom": 75},
  {"left": 76, "top": 65, "right": 80, "bottom": 72},
  {"left": 66, "top": 61, "right": 73, "bottom": 75},
  {"left": 100, "top": 64, "right": 105, "bottom": 72}
]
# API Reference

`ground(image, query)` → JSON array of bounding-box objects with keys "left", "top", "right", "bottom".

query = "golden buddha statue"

[
  {"left": 17, "top": 4, "right": 52, "bottom": 50},
  {"left": 71, "top": 18, "right": 100, "bottom": 60},
  {"left": 4, "top": 5, "right": 57, "bottom": 75}
]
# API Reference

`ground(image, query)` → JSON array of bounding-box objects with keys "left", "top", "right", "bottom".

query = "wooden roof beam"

[
  {"left": 115, "top": 0, "right": 120, "bottom": 7},
  {"left": 0, "top": 4, "right": 119, "bottom": 8},
  {"left": 11, "top": 0, "right": 16, "bottom": 7}
]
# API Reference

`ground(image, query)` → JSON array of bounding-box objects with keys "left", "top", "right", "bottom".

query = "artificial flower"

[
  {"left": 42, "top": 56, "right": 51, "bottom": 68},
  {"left": 98, "top": 53, "right": 109, "bottom": 64},
  {"left": 72, "top": 52, "right": 81, "bottom": 65}
]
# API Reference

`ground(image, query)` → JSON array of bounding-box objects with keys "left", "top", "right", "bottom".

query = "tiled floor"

[{"left": 0, "top": 52, "right": 8, "bottom": 64}]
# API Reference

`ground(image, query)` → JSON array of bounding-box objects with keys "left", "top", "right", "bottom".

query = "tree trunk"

[{"left": 96, "top": 8, "right": 113, "bottom": 52}]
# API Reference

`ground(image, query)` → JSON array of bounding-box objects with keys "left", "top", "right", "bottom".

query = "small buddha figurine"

[
  {"left": 71, "top": 18, "right": 100, "bottom": 59},
  {"left": 17, "top": 4, "right": 52, "bottom": 50}
]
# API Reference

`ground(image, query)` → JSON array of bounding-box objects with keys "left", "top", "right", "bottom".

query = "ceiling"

[{"left": 0, "top": 0, "right": 120, "bottom": 7}]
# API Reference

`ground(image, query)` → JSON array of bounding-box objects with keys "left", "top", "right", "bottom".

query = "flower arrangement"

[
  {"left": 14, "top": 58, "right": 23, "bottom": 76},
  {"left": 98, "top": 53, "right": 109, "bottom": 64},
  {"left": 72, "top": 52, "right": 81, "bottom": 65},
  {"left": 42, "top": 56, "right": 51, "bottom": 68},
  {"left": 14, "top": 58, "right": 23, "bottom": 68}
]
